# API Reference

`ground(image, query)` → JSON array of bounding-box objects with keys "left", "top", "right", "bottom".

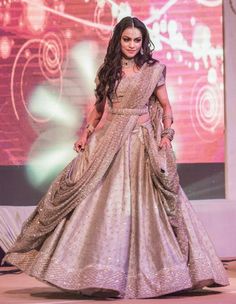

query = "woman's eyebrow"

[{"left": 122, "top": 35, "right": 142, "bottom": 39}]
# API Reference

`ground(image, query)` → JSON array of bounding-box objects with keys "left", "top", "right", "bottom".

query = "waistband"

[{"left": 107, "top": 106, "right": 149, "bottom": 116}]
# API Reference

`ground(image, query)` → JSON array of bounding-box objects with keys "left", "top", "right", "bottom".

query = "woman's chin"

[{"left": 122, "top": 52, "right": 138, "bottom": 59}]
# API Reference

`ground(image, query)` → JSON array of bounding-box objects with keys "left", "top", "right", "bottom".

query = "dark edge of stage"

[{"left": 0, "top": 163, "right": 225, "bottom": 206}]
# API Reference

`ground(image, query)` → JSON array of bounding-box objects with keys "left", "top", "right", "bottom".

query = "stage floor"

[{"left": 0, "top": 261, "right": 236, "bottom": 304}]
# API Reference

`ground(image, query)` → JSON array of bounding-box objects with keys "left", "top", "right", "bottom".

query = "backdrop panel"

[{"left": 0, "top": 0, "right": 225, "bottom": 201}]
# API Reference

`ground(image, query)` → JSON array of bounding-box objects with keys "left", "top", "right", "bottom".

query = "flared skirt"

[{"left": 4, "top": 120, "right": 229, "bottom": 298}]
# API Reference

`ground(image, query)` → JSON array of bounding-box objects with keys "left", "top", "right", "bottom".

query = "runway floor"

[{"left": 0, "top": 261, "right": 236, "bottom": 304}]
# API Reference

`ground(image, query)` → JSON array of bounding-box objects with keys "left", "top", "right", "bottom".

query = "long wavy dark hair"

[{"left": 95, "top": 16, "right": 157, "bottom": 105}]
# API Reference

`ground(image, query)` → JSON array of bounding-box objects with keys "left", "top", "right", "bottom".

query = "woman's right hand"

[{"left": 73, "top": 132, "right": 88, "bottom": 153}]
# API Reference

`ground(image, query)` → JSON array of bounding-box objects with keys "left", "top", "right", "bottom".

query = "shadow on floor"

[
  {"left": 5, "top": 287, "right": 121, "bottom": 301},
  {"left": 5, "top": 286, "right": 223, "bottom": 301},
  {"left": 158, "top": 288, "right": 222, "bottom": 299}
]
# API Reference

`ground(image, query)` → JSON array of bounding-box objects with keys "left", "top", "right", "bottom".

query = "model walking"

[{"left": 3, "top": 16, "right": 229, "bottom": 299}]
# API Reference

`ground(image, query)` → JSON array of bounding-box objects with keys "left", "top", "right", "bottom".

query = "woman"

[{"left": 3, "top": 17, "right": 229, "bottom": 299}]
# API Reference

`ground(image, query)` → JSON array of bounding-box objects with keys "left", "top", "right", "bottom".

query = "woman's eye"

[{"left": 122, "top": 37, "right": 142, "bottom": 43}]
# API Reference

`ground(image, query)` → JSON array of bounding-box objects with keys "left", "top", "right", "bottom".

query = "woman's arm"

[
  {"left": 86, "top": 64, "right": 106, "bottom": 131},
  {"left": 86, "top": 99, "right": 106, "bottom": 131},
  {"left": 154, "top": 84, "right": 173, "bottom": 128},
  {"left": 154, "top": 84, "right": 174, "bottom": 149},
  {"left": 74, "top": 99, "right": 106, "bottom": 152},
  {"left": 74, "top": 64, "right": 106, "bottom": 152}
]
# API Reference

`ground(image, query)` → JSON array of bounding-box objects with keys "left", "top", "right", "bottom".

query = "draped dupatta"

[{"left": 7, "top": 62, "right": 182, "bottom": 254}]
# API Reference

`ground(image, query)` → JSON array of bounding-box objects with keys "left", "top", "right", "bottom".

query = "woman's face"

[{"left": 120, "top": 27, "right": 143, "bottom": 58}]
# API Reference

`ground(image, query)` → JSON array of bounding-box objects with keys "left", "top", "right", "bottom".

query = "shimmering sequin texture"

[{"left": 3, "top": 62, "right": 229, "bottom": 298}]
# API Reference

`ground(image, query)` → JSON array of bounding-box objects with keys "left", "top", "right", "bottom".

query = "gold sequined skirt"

[{"left": 4, "top": 120, "right": 229, "bottom": 298}]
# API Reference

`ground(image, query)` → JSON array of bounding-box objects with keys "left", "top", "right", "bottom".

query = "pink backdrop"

[{"left": 0, "top": 0, "right": 224, "bottom": 166}]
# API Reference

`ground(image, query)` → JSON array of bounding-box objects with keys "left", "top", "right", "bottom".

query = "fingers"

[
  {"left": 79, "top": 145, "right": 85, "bottom": 151},
  {"left": 73, "top": 142, "right": 85, "bottom": 153},
  {"left": 159, "top": 138, "right": 172, "bottom": 150}
]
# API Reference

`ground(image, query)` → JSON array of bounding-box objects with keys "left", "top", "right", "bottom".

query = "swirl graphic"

[
  {"left": 39, "top": 31, "right": 67, "bottom": 81},
  {"left": 190, "top": 77, "right": 224, "bottom": 143},
  {"left": 11, "top": 33, "right": 66, "bottom": 128}
]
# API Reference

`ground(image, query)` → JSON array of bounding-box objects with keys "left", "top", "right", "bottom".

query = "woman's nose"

[{"left": 129, "top": 40, "right": 134, "bottom": 48}]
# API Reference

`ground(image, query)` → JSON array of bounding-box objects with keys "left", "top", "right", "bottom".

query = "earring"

[{"left": 140, "top": 47, "right": 144, "bottom": 55}]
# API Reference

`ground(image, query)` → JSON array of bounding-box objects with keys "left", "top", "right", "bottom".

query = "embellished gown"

[{"left": 3, "top": 62, "right": 229, "bottom": 298}]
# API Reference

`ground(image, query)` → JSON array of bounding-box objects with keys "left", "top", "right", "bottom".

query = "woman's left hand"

[{"left": 159, "top": 136, "right": 172, "bottom": 150}]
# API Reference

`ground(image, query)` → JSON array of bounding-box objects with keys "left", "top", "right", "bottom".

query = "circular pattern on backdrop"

[
  {"left": 39, "top": 32, "right": 67, "bottom": 81},
  {"left": 190, "top": 76, "right": 224, "bottom": 143},
  {"left": 10, "top": 32, "right": 67, "bottom": 132}
]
